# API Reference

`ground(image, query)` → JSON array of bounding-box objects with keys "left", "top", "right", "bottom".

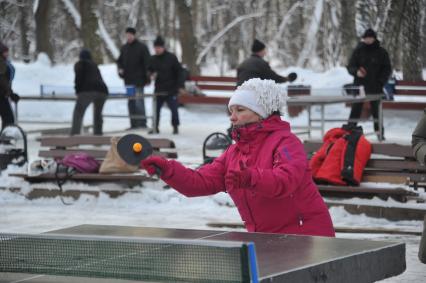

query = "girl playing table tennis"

[{"left": 141, "top": 78, "right": 335, "bottom": 237}]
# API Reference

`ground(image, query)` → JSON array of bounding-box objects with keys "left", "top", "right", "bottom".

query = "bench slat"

[
  {"left": 9, "top": 173, "right": 154, "bottom": 182},
  {"left": 366, "top": 159, "right": 425, "bottom": 171},
  {"left": 39, "top": 149, "right": 178, "bottom": 159},
  {"left": 196, "top": 85, "right": 236, "bottom": 91},
  {"left": 395, "top": 90, "right": 426, "bottom": 96},
  {"left": 317, "top": 185, "right": 418, "bottom": 196},
  {"left": 38, "top": 136, "right": 175, "bottom": 149},
  {"left": 304, "top": 141, "right": 414, "bottom": 158},
  {"left": 178, "top": 95, "right": 230, "bottom": 105},
  {"left": 383, "top": 101, "right": 426, "bottom": 110},
  {"left": 396, "top": 80, "right": 426, "bottom": 87},
  {"left": 189, "top": 76, "right": 237, "bottom": 82}
]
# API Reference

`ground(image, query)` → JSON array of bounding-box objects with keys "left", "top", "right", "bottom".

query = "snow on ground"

[{"left": 1, "top": 57, "right": 426, "bottom": 281}]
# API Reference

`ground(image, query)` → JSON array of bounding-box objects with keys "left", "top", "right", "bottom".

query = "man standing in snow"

[
  {"left": 0, "top": 42, "right": 18, "bottom": 129},
  {"left": 347, "top": 28, "right": 391, "bottom": 140},
  {"left": 71, "top": 49, "right": 108, "bottom": 136},
  {"left": 237, "top": 39, "right": 297, "bottom": 86},
  {"left": 148, "top": 36, "right": 185, "bottom": 135},
  {"left": 117, "top": 27, "right": 151, "bottom": 130},
  {"left": 412, "top": 111, "right": 426, "bottom": 263}
]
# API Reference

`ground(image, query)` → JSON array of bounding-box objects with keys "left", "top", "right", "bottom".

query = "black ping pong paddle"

[{"left": 117, "top": 134, "right": 162, "bottom": 176}]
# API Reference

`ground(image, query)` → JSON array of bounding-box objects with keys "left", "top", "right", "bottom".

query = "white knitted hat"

[{"left": 228, "top": 78, "right": 287, "bottom": 118}]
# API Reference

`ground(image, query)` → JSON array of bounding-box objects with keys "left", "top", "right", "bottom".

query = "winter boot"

[{"left": 173, "top": 126, "right": 179, "bottom": 135}]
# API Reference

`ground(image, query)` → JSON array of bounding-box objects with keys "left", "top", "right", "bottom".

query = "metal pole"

[
  {"left": 378, "top": 96, "right": 383, "bottom": 141},
  {"left": 308, "top": 105, "right": 312, "bottom": 139},
  {"left": 152, "top": 94, "right": 158, "bottom": 133},
  {"left": 321, "top": 105, "right": 325, "bottom": 137}
]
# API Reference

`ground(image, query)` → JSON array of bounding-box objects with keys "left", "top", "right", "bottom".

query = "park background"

[{"left": 1, "top": 0, "right": 426, "bottom": 282}]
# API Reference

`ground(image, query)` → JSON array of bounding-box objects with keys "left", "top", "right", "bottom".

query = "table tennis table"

[
  {"left": 0, "top": 224, "right": 405, "bottom": 283},
  {"left": 287, "top": 95, "right": 383, "bottom": 140}
]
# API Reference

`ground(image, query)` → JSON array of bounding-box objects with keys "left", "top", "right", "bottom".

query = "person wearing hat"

[
  {"left": 236, "top": 39, "right": 297, "bottom": 86},
  {"left": 147, "top": 36, "right": 185, "bottom": 134},
  {"left": 347, "top": 28, "right": 391, "bottom": 140},
  {"left": 117, "top": 27, "right": 151, "bottom": 130},
  {"left": 71, "top": 49, "right": 108, "bottom": 135},
  {"left": 0, "top": 42, "right": 16, "bottom": 129},
  {"left": 140, "top": 78, "right": 335, "bottom": 237}
]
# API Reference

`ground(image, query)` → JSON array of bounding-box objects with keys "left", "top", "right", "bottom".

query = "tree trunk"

[
  {"left": 340, "top": 0, "right": 357, "bottom": 64},
  {"left": 150, "top": 0, "right": 161, "bottom": 35},
  {"left": 382, "top": 0, "right": 406, "bottom": 72},
  {"left": 18, "top": 0, "right": 31, "bottom": 62},
  {"left": 175, "top": 0, "right": 199, "bottom": 75},
  {"left": 35, "top": 0, "right": 54, "bottom": 62},
  {"left": 402, "top": 0, "right": 422, "bottom": 80},
  {"left": 79, "top": 0, "right": 103, "bottom": 64}
]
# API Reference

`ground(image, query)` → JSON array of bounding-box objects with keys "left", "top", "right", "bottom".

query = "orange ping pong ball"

[{"left": 133, "top": 142, "right": 143, "bottom": 153}]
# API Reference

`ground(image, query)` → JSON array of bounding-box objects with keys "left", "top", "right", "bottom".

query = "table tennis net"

[{"left": 0, "top": 233, "right": 255, "bottom": 283}]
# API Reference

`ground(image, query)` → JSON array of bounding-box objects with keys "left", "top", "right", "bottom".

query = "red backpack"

[{"left": 310, "top": 125, "right": 371, "bottom": 186}]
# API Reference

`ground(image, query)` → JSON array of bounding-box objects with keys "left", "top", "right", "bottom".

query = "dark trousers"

[
  {"left": 71, "top": 91, "right": 107, "bottom": 135},
  {"left": 155, "top": 95, "right": 179, "bottom": 129},
  {"left": 128, "top": 87, "right": 147, "bottom": 128},
  {"left": 0, "top": 95, "right": 15, "bottom": 130},
  {"left": 348, "top": 97, "right": 382, "bottom": 135}
]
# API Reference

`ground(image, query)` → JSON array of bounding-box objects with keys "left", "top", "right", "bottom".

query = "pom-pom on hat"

[
  {"left": 251, "top": 39, "right": 266, "bottom": 53},
  {"left": 154, "top": 36, "right": 165, "bottom": 47},
  {"left": 228, "top": 78, "right": 287, "bottom": 118},
  {"left": 125, "top": 27, "right": 136, "bottom": 34}
]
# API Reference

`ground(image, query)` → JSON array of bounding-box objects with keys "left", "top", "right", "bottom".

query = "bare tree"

[
  {"left": 149, "top": 0, "right": 162, "bottom": 35},
  {"left": 18, "top": 0, "right": 31, "bottom": 62},
  {"left": 35, "top": 0, "right": 54, "bottom": 62},
  {"left": 402, "top": 0, "right": 422, "bottom": 80},
  {"left": 175, "top": 0, "right": 199, "bottom": 75},
  {"left": 340, "top": 0, "right": 357, "bottom": 64},
  {"left": 79, "top": 0, "right": 102, "bottom": 64},
  {"left": 2, "top": 0, "right": 425, "bottom": 75},
  {"left": 381, "top": 0, "right": 406, "bottom": 72}
]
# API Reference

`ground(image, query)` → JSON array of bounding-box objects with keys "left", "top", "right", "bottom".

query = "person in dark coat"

[
  {"left": 0, "top": 42, "right": 16, "bottom": 129},
  {"left": 237, "top": 39, "right": 297, "bottom": 86},
  {"left": 412, "top": 109, "right": 426, "bottom": 165},
  {"left": 117, "top": 27, "right": 151, "bottom": 129},
  {"left": 148, "top": 36, "right": 185, "bottom": 134},
  {"left": 347, "top": 28, "right": 392, "bottom": 140},
  {"left": 71, "top": 49, "right": 108, "bottom": 135}
]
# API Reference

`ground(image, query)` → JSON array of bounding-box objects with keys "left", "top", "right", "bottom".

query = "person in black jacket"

[
  {"left": 148, "top": 36, "right": 185, "bottom": 134},
  {"left": 0, "top": 42, "right": 16, "bottom": 129},
  {"left": 117, "top": 27, "right": 151, "bottom": 129},
  {"left": 347, "top": 28, "right": 392, "bottom": 140},
  {"left": 237, "top": 39, "right": 297, "bottom": 86},
  {"left": 71, "top": 49, "right": 108, "bottom": 135}
]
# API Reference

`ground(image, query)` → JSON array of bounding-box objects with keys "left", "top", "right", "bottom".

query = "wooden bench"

[
  {"left": 10, "top": 135, "right": 177, "bottom": 185},
  {"left": 384, "top": 80, "right": 426, "bottom": 110},
  {"left": 178, "top": 76, "right": 310, "bottom": 117},
  {"left": 304, "top": 140, "right": 422, "bottom": 202},
  {"left": 358, "top": 80, "right": 426, "bottom": 113},
  {"left": 178, "top": 76, "right": 236, "bottom": 105}
]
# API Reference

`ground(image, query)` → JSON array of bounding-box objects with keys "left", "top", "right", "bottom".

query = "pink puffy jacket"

[{"left": 160, "top": 115, "right": 335, "bottom": 237}]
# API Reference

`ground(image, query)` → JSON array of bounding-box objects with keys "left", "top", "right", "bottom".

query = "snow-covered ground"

[{"left": 1, "top": 57, "right": 425, "bottom": 281}]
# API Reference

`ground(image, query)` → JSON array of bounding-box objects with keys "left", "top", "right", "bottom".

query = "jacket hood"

[{"left": 231, "top": 115, "right": 290, "bottom": 143}]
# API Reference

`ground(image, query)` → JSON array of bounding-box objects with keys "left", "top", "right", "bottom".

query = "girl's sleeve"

[
  {"left": 161, "top": 150, "right": 229, "bottom": 197},
  {"left": 250, "top": 136, "right": 310, "bottom": 198}
]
